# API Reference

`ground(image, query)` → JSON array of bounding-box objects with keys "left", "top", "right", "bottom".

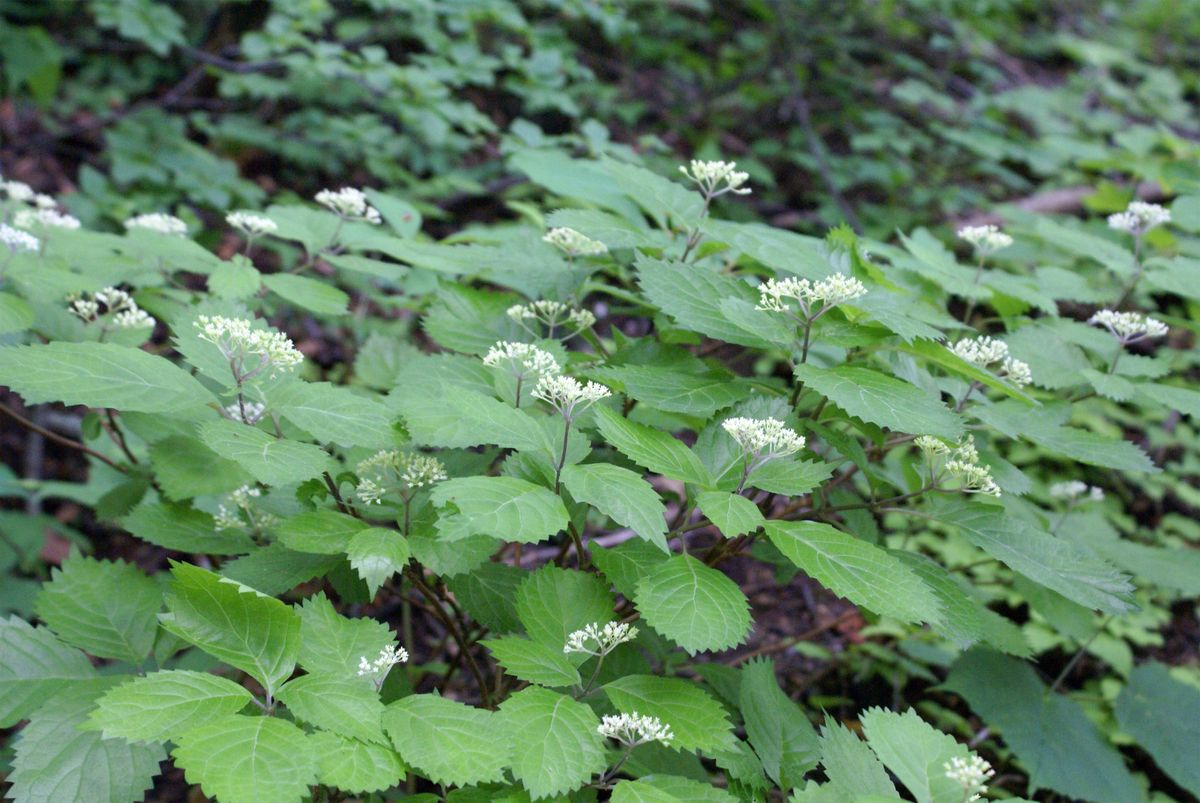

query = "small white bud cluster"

[
  {"left": 950, "top": 336, "right": 1031, "bottom": 387},
  {"left": 34, "top": 194, "right": 57, "bottom": 209},
  {"left": 944, "top": 755, "right": 995, "bottom": 803},
  {"left": 1049, "top": 480, "right": 1104, "bottom": 504},
  {"left": 315, "top": 187, "right": 381, "bottom": 224},
  {"left": 678, "top": 159, "right": 751, "bottom": 198},
  {"left": 722, "top": 416, "right": 806, "bottom": 468},
  {"left": 542, "top": 227, "right": 607, "bottom": 257},
  {"left": 563, "top": 621, "right": 639, "bottom": 657},
  {"left": 507, "top": 300, "right": 596, "bottom": 339},
  {"left": 355, "top": 450, "right": 448, "bottom": 505},
  {"left": 125, "top": 213, "right": 188, "bottom": 236},
  {"left": 0, "top": 223, "right": 39, "bottom": 254},
  {"left": 531, "top": 375, "right": 612, "bottom": 421},
  {"left": 222, "top": 400, "right": 267, "bottom": 425},
  {"left": 957, "top": 224, "right": 1013, "bottom": 255},
  {"left": 482, "top": 341, "right": 561, "bottom": 382},
  {"left": 755, "top": 274, "right": 868, "bottom": 317},
  {"left": 914, "top": 435, "right": 951, "bottom": 456},
  {"left": 195, "top": 315, "right": 304, "bottom": 380},
  {"left": 598, "top": 712, "right": 674, "bottom": 747},
  {"left": 942, "top": 436, "right": 1001, "bottom": 497},
  {"left": 14, "top": 208, "right": 81, "bottom": 230},
  {"left": 1088, "top": 309, "right": 1168, "bottom": 344},
  {"left": 1, "top": 180, "right": 35, "bottom": 202},
  {"left": 1107, "top": 201, "right": 1170, "bottom": 235},
  {"left": 226, "top": 211, "right": 278, "bottom": 237},
  {"left": 357, "top": 644, "right": 408, "bottom": 690},
  {"left": 67, "top": 287, "right": 155, "bottom": 330},
  {"left": 214, "top": 485, "right": 278, "bottom": 532}
]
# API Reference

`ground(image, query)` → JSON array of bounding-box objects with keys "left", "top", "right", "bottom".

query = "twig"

[{"left": 0, "top": 402, "right": 127, "bottom": 472}]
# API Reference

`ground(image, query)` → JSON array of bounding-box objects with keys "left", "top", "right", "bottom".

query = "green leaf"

[
  {"left": 431, "top": 476, "right": 568, "bottom": 544},
  {"left": 596, "top": 364, "right": 753, "bottom": 417},
  {"left": 928, "top": 498, "right": 1135, "bottom": 614},
  {"left": 172, "top": 714, "right": 316, "bottom": 803},
  {"left": 382, "top": 694, "right": 510, "bottom": 787},
  {"left": 561, "top": 463, "right": 668, "bottom": 552},
  {"left": 897, "top": 338, "right": 1035, "bottom": 404},
  {"left": 446, "top": 562, "right": 526, "bottom": 633},
  {"left": 792, "top": 364, "right": 963, "bottom": 440},
  {"left": 483, "top": 636, "right": 581, "bottom": 688},
  {"left": 346, "top": 528, "right": 410, "bottom": 596},
  {"left": 124, "top": 501, "right": 255, "bottom": 555},
  {"left": 975, "top": 400, "right": 1157, "bottom": 472},
  {"left": 272, "top": 381, "right": 396, "bottom": 448},
  {"left": 262, "top": 272, "right": 349, "bottom": 315},
  {"left": 88, "top": 670, "right": 254, "bottom": 744},
  {"left": 199, "top": 419, "right": 334, "bottom": 486},
  {"left": 697, "top": 491, "right": 764, "bottom": 537},
  {"left": 593, "top": 406, "right": 713, "bottom": 486},
  {"left": 396, "top": 388, "right": 551, "bottom": 455},
  {"left": 764, "top": 521, "right": 942, "bottom": 625},
  {"left": 637, "top": 257, "right": 772, "bottom": 348},
  {"left": 276, "top": 673, "right": 387, "bottom": 745},
  {"left": 207, "top": 258, "right": 261, "bottom": 299},
  {"left": 607, "top": 160, "right": 704, "bottom": 228},
  {"left": 1138, "top": 382, "right": 1200, "bottom": 419},
  {"left": 745, "top": 459, "right": 833, "bottom": 496},
  {"left": 296, "top": 593, "right": 396, "bottom": 680},
  {"left": 0, "top": 342, "right": 211, "bottom": 412},
  {"left": 1114, "top": 662, "right": 1200, "bottom": 797},
  {"left": 220, "top": 545, "right": 340, "bottom": 596},
  {"left": 498, "top": 687, "right": 606, "bottom": 798},
  {"left": 276, "top": 510, "right": 367, "bottom": 555},
  {"left": 309, "top": 731, "right": 407, "bottom": 795},
  {"left": 34, "top": 554, "right": 161, "bottom": 663},
  {"left": 515, "top": 565, "right": 614, "bottom": 652},
  {"left": 591, "top": 539, "right": 671, "bottom": 599},
  {"left": 160, "top": 562, "right": 300, "bottom": 697},
  {"left": 605, "top": 675, "right": 736, "bottom": 754},
  {"left": 817, "top": 720, "right": 898, "bottom": 799},
  {"left": 0, "top": 616, "right": 99, "bottom": 728},
  {"left": 634, "top": 555, "right": 750, "bottom": 654},
  {"left": 147, "top": 435, "right": 255, "bottom": 500},
  {"left": 0, "top": 291, "right": 34, "bottom": 333},
  {"left": 859, "top": 707, "right": 967, "bottom": 803},
  {"left": 612, "top": 776, "right": 740, "bottom": 802},
  {"left": 739, "top": 659, "right": 820, "bottom": 788},
  {"left": 944, "top": 649, "right": 1140, "bottom": 802}
]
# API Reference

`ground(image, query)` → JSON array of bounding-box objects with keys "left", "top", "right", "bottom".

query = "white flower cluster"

[
  {"left": 914, "top": 435, "right": 951, "bottom": 456},
  {"left": 722, "top": 417, "right": 806, "bottom": 472},
  {"left": 944, "top": 755, "right": 995, "bottom": 803},
  {"left": 222, "top": 400, "right": 267, "bottom": 425},
  {"left": 355, "top": 450, "right": 448, "bottom": 505},
  {"left": 226, "top": 211, "right": 278, "bottom": 237},
  {"left": 598, "top": 712, "right": 674, "bottom": 747},
  {"left": 679, "top": 159, "right": 751, "bottom": 198},
  {"left": 531, "top": 375, "right": 612, "bottom": 420},
  {"left": 943, "top": 436, "right": 1001, "bottom": 497},
  {"left": 507, "top": 300, "right": 596, "bottom": 338},
  {"left": 357, "top": 644, "right": 408, "bottom": 690},
  {"left": 1049, "top": 480, "right": 1104, "bottom": 503},
  {"left": 214, "top": 485, "right": 277, "bottom": 532},
  {"left": 195, "top": 315, "right": 304, "bottom": 379},
  {"left": 1107, "top": 201, "right": 1170, "bottom": 235},
  {"left": 755, "top": 274, "right": 868, "bottom": 317},
  {"left": 125, "top": 213, "right": 188, "bottom": 236},
  {"left": 1088, "top": 309, "right": 1168, "bottom": 344},
  {"left": 67, "top": 287, "right": 155, "bottom": 330},
  {"left": 482, "top": 341, "right": 560, "bottom": 382},
  {"left": 563, "top": 621, "right": 639, "bottom": 657},
  {"left": 14, "top": 208, "right": 81, "bottom": 230},
  {"left": 949, "top": 336, "right": 1032, "bottom": 387},
  {"left": 543, "top": 227, "right": 607, "bottom": 257},
  {"left": 315, "top": 187, "right": 382, "bottom": 224},
  {"left": 1, "top": 179, "right": 34, "bottom": 202},
  {"left": 1, "top": 223, "right": 39, "bottom": 254},
  {"left": 957, "top": 224, "right": 1013, "bottom": 255}
]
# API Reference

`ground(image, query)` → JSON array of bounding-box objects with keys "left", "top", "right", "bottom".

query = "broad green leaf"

[
  {"left": 262, "top": 272, "right": 349, "bottom": 315},
  {"left": 34, "top": 554, "right": 161, "bottom": 663},
  {"left": 296, "top": 593, "right": 396, "bottom": 680},
  {"left": 607, "top": 160, "right": 704, "bottom": 228},
  {"left": 1114, "top": 662, "right": 1200, "bottom": 797},
  {"left": 160, "top": 562, "right": 300, "bottom": 697},
  {"left": 859, "top": 708, "right": 967, "bottom": 803},
  {"left": 944, "top": 649, "right": 1140, "bottom": 802},
  {"left": 346, "top": 528, "right": 410, "bottom": 596},
  {"left": 612, "top": 776, "right": 739, "bottom": 802},
  {"left": 199, "top": 419, "right": 334, "bottom": 486},
  {"left": 561, "top": 463, "right": 668, "bottom": 552},
  {"left": 88, "top": 670, "right": 254, "bottom": 743},
  {"left": 123, "top": 501, "right": 255, "bottom": 555},
  {"left": 634, "top": 555, "right": 750, "bottom": 654},
  {"left": 1138, "top": 382, "right": 1200, "bottom": 419},
  {"left": 975, "top": 400, "right": 1157, "bottom": 472},
  {"left": 498, "top": 687, "right": 606, "bottom": 798},
  {"left": 605, "top": 675, "right": 736, "bottom": 754},
  {"left": 382, "top": 694, "right": 510, "bottom": 787},
  {"left": 593, "top": 405, "right": 713, "bottom": 486},
  {"left": 897, "top": 338, "right": 1035, "bottom": 404},
  {"left": 276, "top": 673, "right": 387, "bottom": 745},
  {"left": 817, "top": 720, "right": 898, "bottom": 799},
  {"left": 515, "top": 565, "right": 615, "bottom": 652},
  {"left": 276, "top": 510, "right": 367, "bottom": 555},
  {"left": 272, "top": 381, "right": 396, "bottom": 448},
  {"left": 746, "top": 459, "right": 834, "bottom": 496},
  {"left": 309, "top": 731, "right": 406, "bottom": 795},
  {"left": 596, "top": 364, "right": 754, "bottom": 417},
  {"left": 395, "top": 388, "right": 550, "bottom": 455},
  {"left": 591, "top": 539, "right": 670, "bottom": 599},
  {"left": 0, "top": 616, "right": 99, "bottom": 727},
  {"left": 697, "top": 491, "right": 764, "bottom": 537},
  {"left": 483, "top": 636, "right": 581, "bottom": 688},
  {"left": 431, "top": 476, "right": 568, "bottom": 544},
  {"left": 739, "top": 659, "right": 820, "bottom": 788},
  {"left": 0, "top": 291, "right": 34, "bottom": 333},
  {"left": 446, "top": 562, "right": 525, "bottom": 633},
  {"left": 147, "top": 435, "right": 254, "bottom": 500},
  {"left": 547, "top": 207, "right": 658, "bottom": 249},
  {"left": 792, "top": 364, "right": 963, "bottom": 440},
  {"left": 172, "top": 714, "right": 316, "bottom": 803},
  {"left": 705, "top": 219, "right": 829, "bottom": 278},
  {"left": 0, "top": 341, "right": 211, "bottom": 412},
  {"left": 207, "top": 258, "right": 261, "bottom": 299},
  {"left": 637, "top": 257, "right": 772, "bottom": 348},
  {"left": 220, "top": 545, "right": 340, "bottom": 596},
  {"left": 763, "top": 521, "right": 942, "bottom": 625}
]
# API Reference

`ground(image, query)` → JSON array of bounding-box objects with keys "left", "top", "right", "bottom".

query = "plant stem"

[
  {"left": 1114, "top": 234, "right": 1143, "bottom": 309},
  {"left": 553, "top": 416, "right": 571, "bottom": 493}
]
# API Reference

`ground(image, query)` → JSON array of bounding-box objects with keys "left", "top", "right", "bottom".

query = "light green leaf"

[
  {"left": 483, "top": 636, "right": 581, "bottom": 688},
  {"left": 346, "top": 528, "right": 410, "bottom": 596},
  {"left": 561, "top": 463, "right": 668, "bottom": 552},
  {"left": 0, "top": 291, "right": 34, "bottom": 333},
  {"left": 207, "top": 259, "right": 261, "bottom": 299},
  {"left": 147, "top": 435, "right": 255, "bottom": 500},
  {"left": 515, "top": 565, "right": 615, "bottom": 652},
  {"left": 296, "top": 593, "right": 396, "bottom": 680},
  {"left": 1138, "top": 382, "right": 1200, "bottom": 419},
  {"left": 309, "top": 731, "right": 406, "bottom": 795},
  {"left": 446, "top": 563, "right": 525, "bottom": 633},
  {"left": 173, "top": 714, "right": 316, "bottom": 803},
  {"left": 0, "top": 616, "right": 98, "bottom": 728},
  {"left": 431, "top": 476, "right": 568, "bottom": 544},
  {"left": 591, "top": 540, "right": 670, "bottom": 600},
  {"left": 697, "top": 491, "right": 764, "bottom": 537},
  {"left": 817, "top": 720, "right": 898, "bottom": 799},
  {"left": 975, "top": 400, "right": 1156, "bottom": 472},
  {"left": 898, "top": 338, "right": 1035, "bottom": 404},
  {"left": 276, "top": 510, "right": 368, "bottom": 555},
  {"left": 272, "top": 381, "right": 395, "bottom": 448},
  {"left": 498, "top": 686, "right": 606, "bottom": 798},
  {"left": 593, "top": 406, "right": 712, "bottom": 486},
  {"left": 740, "top": 659, "right": 820, "bottom": 788},
  {"left": 607, "top": 160, "right": 704, "bottom": 228},
  {"left": 860, "top": 708, "right": 967, "bottom": 803},
  {"left": 382, "top": 694, "right": 510, "bottom": 787},
  {"left": 276, "top": 673, "right": 387, "bottom": 745},
  {"left": 637, "top": 257, "right": 772, "bottom": 348},
  {"left": 1114, "top": 662, "right": 1200, "bottom": 798},
  {"left": 792, "top": 364, "right": 963, "bottom": 440},
  {"left": 395, "top": 388, "right": 551, "bottom": 456},
  {"left": 634, "top": 555, "right": 750, "bottom": 654},
  {"left": 596, "top": 364, "right": 754, "bottom": 417},
  {"left": 124, "top": 501, "right": 256, "bottom": 555},
  {"left": 88, "top": 670, "right": 253, "bottom": 744},
  {"left": 199, "top": 419, "right": 334, "bottom": 486},
  {"left": 262, "top": 272, "right": 349, "bottom": 315},
  {"left": 604, "top": 675, "right": 736, "bottom": 754},
  {"left": 612, "top": 776, "right": 740, "bottom": 802},
  {"left": 220, "top": 545, "right": 340, "bottom": 596},
  {"left": 746, "top": 459, "right": 833, "bottom": 496}
]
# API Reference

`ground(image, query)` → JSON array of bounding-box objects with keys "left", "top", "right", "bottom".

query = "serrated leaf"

[
  {"left": 123, "top": 502, "right": 256, "bottom": 555},
  {"left": 395, "top": 388, "right": 551, "bottom": 456},
  {"left": 637, "top": 257, "right": 772, "bottom": 348},
  {"left": 745, "top": 459, "right": 833, "bottom": 496},
  {"left": 276, "top": 510, "right": 367, "bottom": 555},
  {"left": 199, "top": 419, "right": 334, "bottom": 486},
  {"left": 561, "top": 463, "right": 668, "bottom": 552},
  {"left": 207, "top": 259, "right": 261, "bottom": 299},
  {"left": 817, "top": 719, "right": 898, "bottom": 799},
  {"left": 0, "top": 616, "right": 99, "bottom": 727},
  {"left": 596, "top": 364, "right": 753, "bottom": 417},
  {"left": 1114, "top": 662, "right": 1200, "bottom": 797},
  {"left": 34, "top": 554, "right": 161, "bottom": 663},
  {"left": 446, "top": 562, "right": 525, "bottom": 633},
  {"left": 764, "top": 521, "right": 942, "bottom": 625},
  {"left": 975, "top": 400, "right": 1156, "bottom": 472},
  {"left": 859, "top": 708, "right": 966, "bottom": 803},
  {"left": 88, "top": 670, "right": 254, "bottom": 743},
  {"left": 612, "top": 776, "right": 740, "bottom": 802},
  {"left": 793, "top": 364, "right": 963, "bottom": 440},
  {"left": 147, "top": 435, "right": 255, "bottom": 500},
  {"left": 697, "top": 491, "right": 764, "bottom": 537},
  {"left": 0, "top": 341, "right": 211, "bottom": 412},
  {"left": 483, "top": 636, "right": 581, "bottom": 687},
  {"left": 634, "top": 555, "right": 750, "bottom": 654},
  {"left": 593, "top": 406, "right": 712, "bottom": 486},
  {"left": 262, "top": 272, "right": 349, "bottom": 315},
  {"left": 220, "top": 544, "right": 341, "bottom": 596},
  {"left": 160, "top": 562, "right": 300, "bottom": 697},
  {"left": 739, "top": 659, "right": 820, "bottom": 788},
  {"left": 515, "top": 565, "right": 615, "bottom": 652},
  {"left": 346, "top": 528, "right": 410, "bottom": 596},
  {"left": 309, "top": 731, "right": 407, "bottom": 795},
  {"left": 272, "top": 381, "right": 395, "bottom": 448},
  {"left": 591, "top": 539, "right": 670, "bottom": 599},
  {"left": 431, "top": 476, "right": 568, "bottom": 544},
  {"left": 604, "top": 675, "right": 736, "bottom": 754},
  {"left": 296, "top": 593, "right": 396, "bottom": 680},
  {"left": 172, "top": 714, "right": 316, "bottom": 803},
  {"left": 498, "top": 687, "right": 606, "bottom": 798},
  {"left": 1138, "top": 382, "right": 1200, "bottom": 419},
  {"left": 382, "top": 694, "right": 510, "bottom": 787},
  {"left": 276, "top": 673, "right": 387, "bottom": 745}
]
